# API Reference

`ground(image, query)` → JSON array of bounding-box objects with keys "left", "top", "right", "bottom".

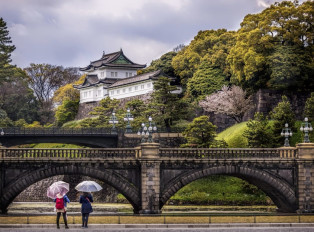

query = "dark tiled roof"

[
  {"left": 109, "top": 70, "right": 162, "bottom": 88},
  {"left": 73, "top": 75, "right": 118, "bottom": 89},
  {"left": 80, "top": 49, "right": 146, "bottom": 71}
]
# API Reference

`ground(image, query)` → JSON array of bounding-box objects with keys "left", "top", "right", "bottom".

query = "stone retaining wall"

[{"left": 210, "top": 89, "right": 310, "bottom": 132}]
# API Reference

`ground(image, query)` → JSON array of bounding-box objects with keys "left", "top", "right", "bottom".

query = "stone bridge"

[{"left": 0, "top": 143, "right": 313, "bottom": 214}]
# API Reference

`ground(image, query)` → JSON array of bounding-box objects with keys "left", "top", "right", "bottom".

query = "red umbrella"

[{"left": 47, "top": 181, "right": 70, "bottom": 199}]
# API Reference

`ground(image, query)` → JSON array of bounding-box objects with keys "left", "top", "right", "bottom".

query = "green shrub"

[{"left": 169, "top": 175, "right": 270, "bottom": 205}]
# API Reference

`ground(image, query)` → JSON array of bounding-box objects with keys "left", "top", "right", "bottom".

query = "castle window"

[
  {"left": 115, "top": 72, "right": 118, "bottom": 77},
  {"left": 129, "top": 72, "right": 132, "bottom": 76},
  {"left": 129, "top": 87, "right": 132, "bottom": 92},
  {"left": 117, "top": 90, "right": 120, "bottom": 94},
  {"left": 126, "top": 72, "right": 128, "bottom": 77},
  {"left": 141, "top": 85, "right": 144, "bottom": 89},
  {"left": 101, "top": 72, "right": 104, "bottom": 77},
  {"left": 110, "top": 91, "right": 114, "bottom": 95},
  {"left": 111, "top": 72, "right": 114, "bottom": 77},
  {"left": 97, "top": 90, "right": 101, "bottom": 96},
  {"left": 123, "top": 88, "right": 126, "bottom": 93},
  {"left": 147, "top": 83, "right": 151, "bottom": 88},
  {"left": 135, "top": 86, "right": 138, "bottom": 90}
]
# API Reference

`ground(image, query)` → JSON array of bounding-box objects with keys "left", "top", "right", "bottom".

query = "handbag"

[{"left": 85, "top": 197, "right": 93, "bottom": 212}]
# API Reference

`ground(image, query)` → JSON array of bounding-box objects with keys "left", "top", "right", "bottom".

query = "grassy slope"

[
  {"left": 17, "top": 143, "right": 86, "bottom": 148},
  {"left": 216, "top": 122, "right": 248, "bottom": 148}
]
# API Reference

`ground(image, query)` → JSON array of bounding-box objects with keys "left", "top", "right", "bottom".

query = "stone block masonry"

[{"left": 297, "top": 143, "right": 314, "bottom": 213}]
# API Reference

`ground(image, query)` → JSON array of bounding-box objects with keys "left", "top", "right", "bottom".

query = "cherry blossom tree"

[{"left": 199, "top": 85, "right": 253, "bottom": 123}]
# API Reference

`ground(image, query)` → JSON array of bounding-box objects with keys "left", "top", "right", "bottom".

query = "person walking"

[
  {"left": 79, "top": 192, "right": 93, "bottom": 228},
  {"left": 54, "top": 193, "right": 70, "bottom": 229}
]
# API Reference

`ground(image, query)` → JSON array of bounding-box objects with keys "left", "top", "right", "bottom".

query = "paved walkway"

[{"left": 1, "top": 224, "right": 314, "bottom": 231}]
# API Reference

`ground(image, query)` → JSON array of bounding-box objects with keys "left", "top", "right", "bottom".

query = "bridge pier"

[
  {"left": 297, "top": 143, "right": 314, "bottom": 213},
  {"left": 139, "top": 143, "right": 161, "bottom": 214}
]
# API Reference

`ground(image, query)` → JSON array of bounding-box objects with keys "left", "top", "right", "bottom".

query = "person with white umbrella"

[{"left": 76, "top": 181, "right": 102, "bottom": 228}]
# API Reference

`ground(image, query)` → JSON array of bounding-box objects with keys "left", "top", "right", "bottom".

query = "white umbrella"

[
  {"left": 47, "top": 181, "right": 70, "bottom": 199},
  {"left": 75, "top": 181, "right": 103, "bottom": 192}
]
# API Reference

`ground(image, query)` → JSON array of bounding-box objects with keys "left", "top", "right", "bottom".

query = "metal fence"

[{"left": 0, "top": 127, "right": 115, "bottom": 136}]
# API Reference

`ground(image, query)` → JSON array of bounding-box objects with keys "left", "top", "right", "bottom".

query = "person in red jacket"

[{"left": 54, "top": 193, "right": 70, "bottom": 229}]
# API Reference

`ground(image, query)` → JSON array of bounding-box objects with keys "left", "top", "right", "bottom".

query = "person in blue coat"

[
  {"left": 79, "top": 192, "right": 93, "bottom": 228},
  {"left": 54, "top": 193, "right": 70, "bottom": 229}
]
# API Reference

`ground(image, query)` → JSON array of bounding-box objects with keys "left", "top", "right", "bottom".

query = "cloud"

[{"left": 257, "top": 0, "right": 271, "bottom": 8}]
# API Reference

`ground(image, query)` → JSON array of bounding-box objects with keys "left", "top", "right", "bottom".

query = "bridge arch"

[
  {"left": 0, "top": 165, "right": 141, "bottom": 214},
  {"left": 160, "top": 165, "right": 297, "bottom": 213}
]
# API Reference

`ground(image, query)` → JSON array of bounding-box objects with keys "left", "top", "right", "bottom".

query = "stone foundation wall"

[
  {"left": 15, "top": 175, "right": 121, "bottom": 203},
  {"left": 76, "top": 101, "right": 100, "bottom": 120},
  {"left": 209, "top": 89, "right": 310, "bottom": 132}
]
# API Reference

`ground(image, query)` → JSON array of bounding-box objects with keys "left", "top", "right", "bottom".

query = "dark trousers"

[
  {"left": 56, "top": 212, "right": 68, "bottom": 227},
  {"left": 82, "top": 213, "right": 90, "bottom": 227}
]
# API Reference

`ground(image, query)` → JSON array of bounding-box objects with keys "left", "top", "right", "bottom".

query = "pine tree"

[
  {"left": 150, "top": 76, "right": 188, "bottom": 130},
  {"left": 304, "top": 93, "right": 314, "bottom": 123},
  {"left": 0, "top": 18, "right": 16, "bottom": 84},
  {"left": 243, "top": 113, "right": 274, "bottom": 148},
  {"left": 270, "top": 96, "right": 296, "bottom": 147},
  {"left": 182, "top": 115, "right": 217, "bottom": 148}
]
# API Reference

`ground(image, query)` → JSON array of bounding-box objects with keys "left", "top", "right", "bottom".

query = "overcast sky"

[{"left": 0, "top": 0, "right": 293, "bottom": 68}]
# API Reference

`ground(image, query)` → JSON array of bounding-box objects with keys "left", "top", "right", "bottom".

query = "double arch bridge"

[{"left": 0, "top": 143, "right": 313, "bottom": 214}]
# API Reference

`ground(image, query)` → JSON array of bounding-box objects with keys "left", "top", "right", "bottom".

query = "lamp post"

[
  {"left": 109, "top": 110, "right": 119, "bottom": 134},
  {"left": 300, "top": 117, "right": 313, "bottom": 143},
  {"left": 0, "top": 128, "right": 4, "bottom": 136},
  {"left": 137, "top": 116, "right": 157, "bottom": 143},
  {"left": 124, "top": 108, "right": 134, "bottom": 133},
  {"left": 281, "top": 123, "right": 292, "bottom": 147}
]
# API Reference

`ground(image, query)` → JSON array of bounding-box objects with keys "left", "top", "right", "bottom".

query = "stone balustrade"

[
  {"left": 159, "top": 147, "right": 297, "bottom": 159},
  {"left": 0, "top": 147, "right": 298, "bottom": 160},
  {"left": 0, "top": 148, "right": 137, "bottom": 159}
]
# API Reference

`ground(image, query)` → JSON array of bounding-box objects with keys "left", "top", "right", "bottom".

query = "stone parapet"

[{"left": 297, "top": 143, "right": 314, "bottom": 159}]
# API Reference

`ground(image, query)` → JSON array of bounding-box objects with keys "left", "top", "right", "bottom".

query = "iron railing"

[
  {"left": 0, "top": 127, "right": 116, "bottom": 136},
  {"left": 159, "top": 147, "right": 297, "bottom": 159},
  {"left": 0, "top": 127, "right": 185, "bottom": 135}
]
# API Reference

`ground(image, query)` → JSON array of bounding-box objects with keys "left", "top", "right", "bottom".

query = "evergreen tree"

[
  {"left": 55, "top": 98, "right": 79, "bottom": 126},
  {"left": 228, "top": 1, "right": 313, "bottom": 91},
  {"left": 243, "top": 113, "right": 274, "bottom": 148},
  {"left": 270, "top": 95, "right": 296, "bottom": 147},
  {"left": 304, "top": 92, "right": 314, "bottom": 123},
  {"left": 182, "top": 115, "right": 217, "bottom": 148},
  {"left": 0, "top": 18, "right": 16, "bottom": 84},
  {"left": 150, "top": 76, "right": 188, "bottom": 130},
  {"left": 186, "top": 57, "right": 227, "bottom": 101},
  {"left": 87, "top": 97, "right": 122, "bottom": 128}
]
